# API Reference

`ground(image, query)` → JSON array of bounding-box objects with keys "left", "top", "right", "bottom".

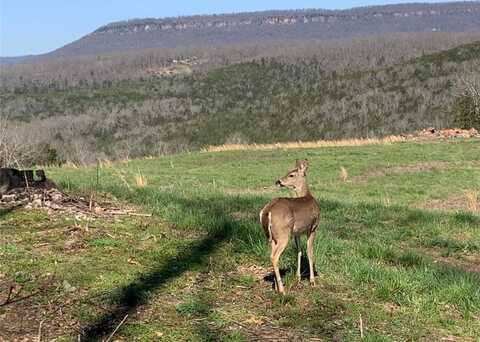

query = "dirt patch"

[
  {"left": 0, "top": 277, "right": 82, "bottom": 341},
  {"left": 234, "top": 264, "right": 270, "bottom": 281},
  {"left": 353, "top": 160, "right": 480, "bottom": 183},
  {"left": 414, "top": 194, "right": 479, "bottom": 213},
  {"left": 418, "top": 248, "right": 480, "bottom": 274},
  {"left": 353, "top": 161, "right": 454, "bottom": 182},
  {"left": 222, "top": 319, "right": 320, "bottom": 341}
]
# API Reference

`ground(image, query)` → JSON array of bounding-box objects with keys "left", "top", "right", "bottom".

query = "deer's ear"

[{"left": 296, "top": 159, "right": 309, "bottom": 173}]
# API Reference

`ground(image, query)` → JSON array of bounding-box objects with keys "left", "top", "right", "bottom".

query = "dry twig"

[{"left": 104, "top": 314, "right": 128, "bottom": 342}]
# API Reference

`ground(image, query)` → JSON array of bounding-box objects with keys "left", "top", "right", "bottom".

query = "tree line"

[{"left": 1, "top": 37, "right": 479, "bottom": 166}]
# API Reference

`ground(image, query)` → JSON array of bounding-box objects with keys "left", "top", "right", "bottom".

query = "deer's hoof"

[{"left": 310, "top": 279, "right": 316, "bottom": 287}]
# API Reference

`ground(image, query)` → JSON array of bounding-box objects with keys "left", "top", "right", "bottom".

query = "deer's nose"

[{"left": 275, "top": 180, "right": 282, "bottom": 186}]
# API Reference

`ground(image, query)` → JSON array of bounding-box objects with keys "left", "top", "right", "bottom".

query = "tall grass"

[{"left": 202, "top": 136, "right": 407, "bottom": 152}]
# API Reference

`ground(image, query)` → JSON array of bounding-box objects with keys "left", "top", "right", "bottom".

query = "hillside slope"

[{"left": 1, "top": 40, "right": 479, "bottom": 163}]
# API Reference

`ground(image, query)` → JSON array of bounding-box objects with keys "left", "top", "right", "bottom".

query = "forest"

[{"left": 1, "top": 33, "right": 479, "bottom": 165}]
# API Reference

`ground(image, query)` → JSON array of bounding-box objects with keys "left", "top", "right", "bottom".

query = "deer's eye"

[{"left": 289, "top": 174, "right": 294, "bottom": 177}]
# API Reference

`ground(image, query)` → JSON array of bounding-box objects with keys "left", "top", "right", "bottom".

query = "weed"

[
  {"left": 465, "top": 189, "right": 479, "bottom": 213},
  {"left": 176, "top": 296, "right": 211, "bottom": 317},
  {"left": 340, "top": 166, "right": 349, "bottom": 182}
]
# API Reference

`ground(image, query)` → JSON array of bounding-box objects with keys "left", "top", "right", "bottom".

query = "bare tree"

[
  {"left": 0, "top": 115, "right": 46, "bottom": 167},
  {"left": 453, "top": 75, "right": 480, "bottom": 130},
  {"left": 0, "top": 115, "right": 20, "bottom": 167}
]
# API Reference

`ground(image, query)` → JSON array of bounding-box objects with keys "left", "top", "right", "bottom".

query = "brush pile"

[
  {"left": 0, "top": 168, "right": 104, "bottom": 217},
  {"left": 0, "top": 171, "right": 146, "bottom": 218},
  {"left": 415, "top": 127, "right": 479, "bottom": 139},
  {"left": 0, "top": 183, "right": 99, "bottom": 217}
]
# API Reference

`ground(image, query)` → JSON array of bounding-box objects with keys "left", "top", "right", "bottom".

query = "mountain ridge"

[
  {"left": 95, "top": 1, "right": 479, "bottom": 31},
  {"left": 2, "top": 1, "right": 480, "bottom": 63}
]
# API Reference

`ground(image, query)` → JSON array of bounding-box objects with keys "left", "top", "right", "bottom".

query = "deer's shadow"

[{"left": 263, "top": 254, "right": 318, "bottom": 289}]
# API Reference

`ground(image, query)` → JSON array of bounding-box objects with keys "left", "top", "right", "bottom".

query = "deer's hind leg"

[
  {"left": 306, "top": 230, "right": 317, "bottom": 286},
  {"left": 270, "top": 231, "right": 290, "bottom": 295},
  {"left": 294, "top": 235, "right": 302, "bottom": 281}
]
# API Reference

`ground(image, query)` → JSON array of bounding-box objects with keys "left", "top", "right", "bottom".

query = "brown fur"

[{"left": 259, "top": 160, "right": 320, "bottom": 294}]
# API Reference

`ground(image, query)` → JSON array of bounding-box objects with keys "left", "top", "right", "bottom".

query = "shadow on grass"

[
  {"left": 80, "top": 186, "right": 480, "bottom": 340},
  {"left": 81, "top": 192, "right": 261, "bottom": 341},
  {"left": 0, "top": 207, "right": 13, "bottom": 219},
  {"left": 263, "top": 261, "right": 319, "bottom": 289}
]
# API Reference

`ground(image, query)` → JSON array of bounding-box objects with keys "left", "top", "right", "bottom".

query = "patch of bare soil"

[
  {"left": 418, "top": 248, "right": 480, "bottom": 274},
  {"left": 414, "top": 194, "right": 477, "bottom": 213},
  {"left": 353, "top": 160, "right": 480, "bottom": 183},
  {"left": 353, "top": 161, "right": 454, "bottom": 182},
  {"left": 0, "top": 277, "right": 82, "bottom": 341},
  {"left": 235, "top": 264, "right": 270, "bottom": 281}
]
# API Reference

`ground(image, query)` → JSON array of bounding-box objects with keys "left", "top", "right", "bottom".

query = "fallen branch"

[
  {"left": 127, "top": 212, "right": 152, "bottom": 217},
  {"left": 0, "top": 290, "right": 40, "bottom": 307},
  {"left": 104, "top": 314, "right": 128, "bottom": 342},
  {"left": 359, "top": 313, "right": 364, "bottom": 339},
  {"left": 1, "top": 284, "right": 14, "bottom": 306},
  {"left": 37, "top": 319, "right": 45, "bottom": 342}
]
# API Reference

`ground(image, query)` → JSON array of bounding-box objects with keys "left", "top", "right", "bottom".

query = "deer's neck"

[{"left": 295, "top": 181, "right": 311, "bottom": 198}]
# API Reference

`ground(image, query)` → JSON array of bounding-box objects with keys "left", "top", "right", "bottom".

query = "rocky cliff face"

[
  {"left": 3, "top": 2, "right": 480, "bottom": 63},
  {"left": 91, "top": 2, "right": 480, "bottom": 36}
]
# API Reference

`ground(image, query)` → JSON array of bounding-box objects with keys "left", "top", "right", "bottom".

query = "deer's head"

[{"left": 275, "top": 159, "right": 308, "bottom": 190}]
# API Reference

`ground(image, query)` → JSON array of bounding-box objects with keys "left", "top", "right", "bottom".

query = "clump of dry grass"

[
  {"left": 98, "top": 159, "right": 112, "bottom": 168},
  {"left": 339, "top": 166, "right": 349, "bottom": 182},
  {"left": 134, "top": 169, "right": 148, "bottom": 188},
  {"left": 110, "top": 168, "right": 132, "bottom": 191},
  {"left": 382, "top": 195, "right": 391, "bottom": 207},
  {"left": 465, "top": 190, "right": 479, "bottom": 213},
  {"left": 202, "top": 135, "right": 407, "bottom": 152},
  {"left": 62, "top": 161, "right": 79, "bottom": 169}
]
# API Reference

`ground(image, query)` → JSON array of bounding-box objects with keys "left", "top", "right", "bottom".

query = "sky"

[{"left": 0, "top": 0, "right": 460, "bottom": 57}]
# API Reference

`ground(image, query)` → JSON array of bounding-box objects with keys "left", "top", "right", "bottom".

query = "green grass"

[{"left": 1, "top": 139, "right": 480, "bottom": 341}]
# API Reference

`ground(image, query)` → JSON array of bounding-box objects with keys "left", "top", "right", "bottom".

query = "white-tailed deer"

[{"left": 260, "top": 159, "right": 320, "bottom": 294}]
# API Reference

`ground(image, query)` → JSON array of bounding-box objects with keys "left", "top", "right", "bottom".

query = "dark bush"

[{"left": 453, "top": 79, "right": 480, "bottom": 130}]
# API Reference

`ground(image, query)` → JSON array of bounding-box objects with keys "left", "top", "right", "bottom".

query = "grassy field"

[{"left": 1, "top": 139, "right": 480, "bottom": 341}]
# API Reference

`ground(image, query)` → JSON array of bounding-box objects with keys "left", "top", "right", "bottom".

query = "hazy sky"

[{"left": 0, "top": 0, "right": 460, "bottom": 57}]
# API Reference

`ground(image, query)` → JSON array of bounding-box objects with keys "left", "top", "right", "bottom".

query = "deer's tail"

[{"left": 259, "top": 199, "right": 280, "bottom": 242}]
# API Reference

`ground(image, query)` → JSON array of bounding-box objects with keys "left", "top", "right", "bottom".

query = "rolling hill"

[
  {"left": 1, "top": 2, "right": 480, "bottom": 165},
  {"left": 1, "top": 39, "right": 479, "bottom": 163}
]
